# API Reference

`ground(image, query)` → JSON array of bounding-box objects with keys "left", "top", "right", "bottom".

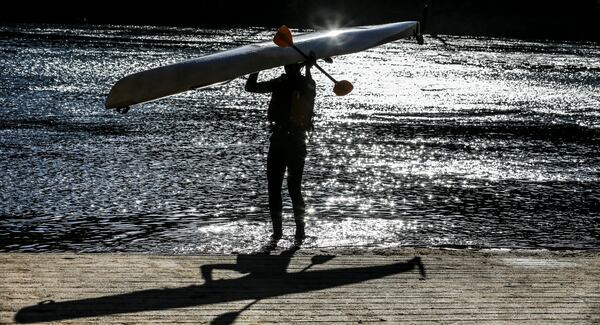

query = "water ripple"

[{"left": 0, "top": 25, "right": 598, "bottom": 252}]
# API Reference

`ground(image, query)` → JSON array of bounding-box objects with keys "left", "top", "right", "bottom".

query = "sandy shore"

[{"left": 1, "top": 248, "right": 598, "bottom": 324}]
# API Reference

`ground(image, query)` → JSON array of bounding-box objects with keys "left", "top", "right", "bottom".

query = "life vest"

[
  {"left": 268, "top": 74, "right": 316, "bottom": 132},
  {"left": 289, "top": 79, "right": 316, "bottom": 131}
]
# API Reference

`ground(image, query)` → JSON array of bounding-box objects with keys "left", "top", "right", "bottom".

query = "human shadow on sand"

[{"left": 15, "top": 249, "right": 426, "bottom": 324}]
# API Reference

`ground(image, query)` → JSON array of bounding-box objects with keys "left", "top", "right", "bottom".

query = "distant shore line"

[
  {"left": 3, "top": 0, "right": 600, "bottom": 41},
  {"left": 1, "top": 22, "right": 599, "bottom": 44}
]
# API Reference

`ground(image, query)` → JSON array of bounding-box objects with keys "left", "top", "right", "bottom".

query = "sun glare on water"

[{"left": 1, "top": 25, "right": 598, "bottom": 253}]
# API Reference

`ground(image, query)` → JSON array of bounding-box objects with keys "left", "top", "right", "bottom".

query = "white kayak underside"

[{"left": 105, "top": 21, "right": 418, "bottom": 109}]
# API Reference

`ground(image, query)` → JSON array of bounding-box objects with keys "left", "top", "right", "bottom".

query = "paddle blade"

[
  {"left": 333, "top": 80, "right": 353, "bottom": 96},
  {"left": 274, "top": 25, "right": 293, "bottom": 48}
]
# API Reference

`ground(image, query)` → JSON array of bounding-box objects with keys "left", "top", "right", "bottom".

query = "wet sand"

[{"left": 1, "top": 248, "right": 599, "bottom": 324}]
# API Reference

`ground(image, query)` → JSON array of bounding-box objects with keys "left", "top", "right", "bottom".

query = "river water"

[{"left": 0, "top": 24, "right": 599, "bottom": 253}]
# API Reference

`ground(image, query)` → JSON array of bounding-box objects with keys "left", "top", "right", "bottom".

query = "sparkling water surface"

[{"left": 0, "top": 24, "right": 599, "bottom": 253}]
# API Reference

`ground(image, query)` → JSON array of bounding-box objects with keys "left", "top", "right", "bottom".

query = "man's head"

[{"left": 284, "top": 62, "right": 302, "bottom": 76}]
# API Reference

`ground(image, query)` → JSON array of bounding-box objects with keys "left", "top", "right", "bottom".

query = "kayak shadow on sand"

[{"left": 14, "top": 249, "right": 427, "bottom": 324}]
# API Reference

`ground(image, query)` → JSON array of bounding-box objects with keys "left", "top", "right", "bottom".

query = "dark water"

[{"left": 0, "top": 24, "right": 599, "bottom": 253}]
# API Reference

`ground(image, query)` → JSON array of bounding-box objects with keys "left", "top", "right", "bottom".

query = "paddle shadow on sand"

[{"left": 14, "top": 249, "right": 426, "bottom": 324}]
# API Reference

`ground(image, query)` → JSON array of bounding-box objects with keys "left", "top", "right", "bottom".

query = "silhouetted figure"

[
  {"left": 245, "top": 57, "right": 317, "bottom": 247},
  {"left": 14, "top": 254, "right": 426, "bottom": 324},
  {"left": 204, "top": 254, "right": 423, "bottom": 325},
  {"left": 204, "top": 252, "right": 335, "bottom": 325}
]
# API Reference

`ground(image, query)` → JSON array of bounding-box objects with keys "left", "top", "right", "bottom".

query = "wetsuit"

[{"left": 245, "top": 69, "right": 316, "bottom": 241}]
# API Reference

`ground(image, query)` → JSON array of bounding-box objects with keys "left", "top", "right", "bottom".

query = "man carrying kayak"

[{"left": 245, "top": 56, "right": 317, "bottom": 248}]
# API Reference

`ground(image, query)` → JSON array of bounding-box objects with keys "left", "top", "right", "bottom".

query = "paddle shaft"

[{"left": 290, "top": 44, "right": 339, "bottom": 84}]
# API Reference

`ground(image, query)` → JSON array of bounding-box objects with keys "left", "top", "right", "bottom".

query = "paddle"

[{"left": 274, "top": 25, "right": 353, "bottom": 96}]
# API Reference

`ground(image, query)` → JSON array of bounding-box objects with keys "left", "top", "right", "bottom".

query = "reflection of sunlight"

[
  {"left": 173, "top": 217, "right": 425, "bottom": 254},
  {"left": 6, "top": 25, "right": 599, "bottom": 253},
  {"left": 326, "top": 29, "right": 344, "bottom": 38},
  {"left": 312, "top": 14, "right": 346, "bottom": 33},
  {"left": 379, "top": 158, "right": 567, "bottom": 182}
]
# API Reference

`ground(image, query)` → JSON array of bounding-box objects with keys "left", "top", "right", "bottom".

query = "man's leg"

[
  {"left": 267, "top": 140, "right": 286, "bottom": 241},
  {"left": 287, "top": 139, "right": 307, "bottom": 244}
]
